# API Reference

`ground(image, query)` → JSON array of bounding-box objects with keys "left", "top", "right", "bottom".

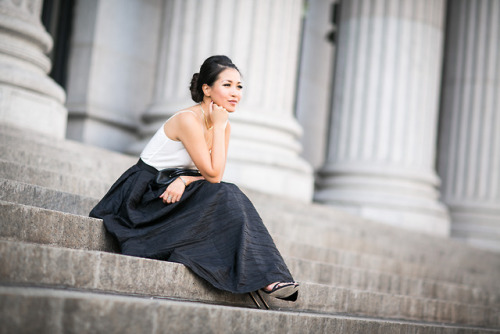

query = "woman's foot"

[{"left": 261, "top": 282, "right": 299, "bottom": 301}]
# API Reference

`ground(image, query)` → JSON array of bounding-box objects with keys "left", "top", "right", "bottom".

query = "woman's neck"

[{"left": 199, "top": 101, "right": 213, "bottom": 130}]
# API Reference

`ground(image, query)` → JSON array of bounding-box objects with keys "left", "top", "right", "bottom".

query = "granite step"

[
  {"left": 276, "top": 236, "right": 499, "bottom": 294},
  {"left": 2, "top": 125, "right": 500, "bottom": 331},
  {"left": 3, "top": 129, "right": 499, "bottom": 277},
  {"left": 0, "top": 178, "right": 98, "bottom": 217},
  {"left": 2, "top": 287, "right": 498, "bottom": 334},
  {"left": 1, "top": 158, "right": 498, "bottom": 287},
  {"left": 0, "top": 124, "right": 136, "bottom": 167},
  {"left": 1, "top": 240, "right": 499, "bottom": 328},
  {"left": 1, "top": 200, "right": 499, "bottom": 309},
  {"left": 0, "top": 158, "right": 109, "bottom": 199},
  {"left": 1, "top": 179, "right": 499, "bottom": 292},
  {"left": 0, "top": 141, "right": 132, "bottom": 184},
  {"left": 0, "top": 190, "right": 489, "bottom": 294},
  {"left": 264, "top": 210, "right": 500, "bottom": 282}
]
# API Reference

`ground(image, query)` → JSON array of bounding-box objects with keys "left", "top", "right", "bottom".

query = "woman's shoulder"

[
  {"left": 163, "top": 107, "right": 202, "bottom": 137},
  {"left": 173, "top": 108, "right": 197, "bottom": 118},
  {"left": 165, "top": 108, "right": 198, "bottom": 124}
]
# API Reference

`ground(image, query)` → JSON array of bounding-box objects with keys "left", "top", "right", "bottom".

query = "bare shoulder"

[
  {"left": 175, "top": 109, "right": 200, "bottom": 127},
  {"left": 164, "top": 109, "right": 201, "bottom": 140}
]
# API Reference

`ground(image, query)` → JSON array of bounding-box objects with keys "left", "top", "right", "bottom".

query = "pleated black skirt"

[{"left": 89, "top": 160, "right": 295, "bottom": 294}]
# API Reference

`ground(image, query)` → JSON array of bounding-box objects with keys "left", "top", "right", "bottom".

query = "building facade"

[{"left": 1, "top": 0, "right": 499, "bottom": 251}]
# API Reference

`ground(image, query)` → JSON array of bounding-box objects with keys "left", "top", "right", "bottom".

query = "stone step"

[
  {"left": 0, "top": 158, "right": 108, "bottom": 199},
  {"left": 2, "top": 124, "right": 500, "bottom": 330},
  {"left": 288, "top": 255, "right": 500, "bottom": 309},
  {"left": 276, "top": 235, "right": 500, "bottom": 295},
  {"left": 2, "top": 157, "right": 499, "bottom": 288},
  {"left": 1, "top": 180, "right": 499, "bottom": 292},
  {"left": 0, "top": 124, "right": 136, "bottom": 167},
  {"left": 3, "top": 130, "right": 499, "bottom": 276},
  {"left": 1, "top": 240, "right": 499, "bottom": 328},
  {"left": 0, "top": 141, "right": 132, "bottom": 184},
  {"left": 1, "top": 200, "right": 498, "bottom": 309},
  {"left": 2, "top": 287, "right": 498, "bottom": 334},
  {"left": 0, "top": 191, "right": 483, "bottom": 293},
  {"left": 2, "top": 126, "right": 499, "bottom": 283},
  {"left": 0, "top": 178, "right": 97, "bottom": 217}
]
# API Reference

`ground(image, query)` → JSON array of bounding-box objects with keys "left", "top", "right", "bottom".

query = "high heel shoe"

[{"left": 261, "top": 282, "right": 299, "bottom": 301}]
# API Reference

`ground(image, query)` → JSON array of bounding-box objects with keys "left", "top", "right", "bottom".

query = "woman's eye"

[
  {"left": 238, "top": 85, "right": 243, "bottom": 89},
  {"left": 223, "top": 83, "right": 231, "bottom": 87}
]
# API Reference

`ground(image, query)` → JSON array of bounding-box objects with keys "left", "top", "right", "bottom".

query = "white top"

[{"left": 140, "top": 111, "right": 197, "bottom": 170}]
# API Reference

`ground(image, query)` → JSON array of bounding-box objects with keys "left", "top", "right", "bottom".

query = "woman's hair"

[{"left": 190, "top": 55, "right": 240, "bottom": 103}]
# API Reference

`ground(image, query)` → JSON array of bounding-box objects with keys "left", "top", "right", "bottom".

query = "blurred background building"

[{"left": 1, "top": 0, "right": 499, "bottom": 251}]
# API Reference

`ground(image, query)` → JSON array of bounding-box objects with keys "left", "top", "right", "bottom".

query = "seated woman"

[{"left": 90, "top": 55, "right": 299, "bottom": 301}]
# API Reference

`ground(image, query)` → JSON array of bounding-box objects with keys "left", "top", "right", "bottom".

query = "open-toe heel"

[{"left": 261, "top": 282, "right": 299, "bottom": 301}]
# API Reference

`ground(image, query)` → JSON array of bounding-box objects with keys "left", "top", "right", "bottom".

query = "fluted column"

[
  {"left": 316, "top": 0, "right": 449, "bottom": 235},
  {"left": 137, "top": 0, "right": 314, "bottom": 201},
  {"left": 438, "top": 0, "right": 500, "bottom": 251},
  {"left": 0, "top": 0, "right": 66, "bottom": 138},
  {"left": 295, "top": 0, "right": 336, "bottom": 170},
  {"left": 65, "top": 0, "right": 161, "bottom": 151}
]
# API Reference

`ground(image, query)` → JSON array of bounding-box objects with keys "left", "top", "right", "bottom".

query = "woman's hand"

[
  {"left": 159, "top": 175, "right": 205, "bottom": 204},
  {"left": 159, "top": 178, "right": 185, "bottom": 204},
  {"left": 209, "top": 101, "right": 228, "bottom": 128}
]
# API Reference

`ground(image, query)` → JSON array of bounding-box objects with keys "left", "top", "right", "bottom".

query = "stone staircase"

[{"left": 1, "top": 123, "right": 499, "bottom": 333}]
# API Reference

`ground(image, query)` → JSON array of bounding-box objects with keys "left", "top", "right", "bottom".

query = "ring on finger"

[{"left": 167, "top": 195, "right": 172, "bottom": 201}]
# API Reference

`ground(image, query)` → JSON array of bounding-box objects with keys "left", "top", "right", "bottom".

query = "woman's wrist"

[
  {"left": 213, "top": 121, "right": 227, "bottom": 130},
  {"left": 178, "top": 176, "right": 187, "bottom": 187}
]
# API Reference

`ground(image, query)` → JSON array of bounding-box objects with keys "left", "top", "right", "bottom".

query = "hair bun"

[{"left": 190, "top": 73, "right": 203, "bottom": 102}]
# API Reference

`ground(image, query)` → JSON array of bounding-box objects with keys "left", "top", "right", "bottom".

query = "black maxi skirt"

[{"left": 89, "top": 159, "right": 295, "bottom": 295}]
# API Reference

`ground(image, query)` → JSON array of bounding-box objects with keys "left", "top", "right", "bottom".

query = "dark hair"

[{"left": 189, "top": 55, "right": 240, "bottom": 103}]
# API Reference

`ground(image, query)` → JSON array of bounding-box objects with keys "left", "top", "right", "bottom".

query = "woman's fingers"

[
  {"left": 160, "top": 178, "right": 186, "bottom": 204},
  {"left": 161, "top": 192, "right": 178, "bottom": 204},
  {"left": 163, "top": 192, "right": 181, "bottom": 203}
]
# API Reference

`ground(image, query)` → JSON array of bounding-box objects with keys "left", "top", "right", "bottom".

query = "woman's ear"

[{"left": 202, "top": 83, "right": 211, "bottom": 97}]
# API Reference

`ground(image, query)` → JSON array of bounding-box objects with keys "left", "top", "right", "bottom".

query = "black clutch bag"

[{"left": 154, "top": 168, "right": 202, "bottom": 187}]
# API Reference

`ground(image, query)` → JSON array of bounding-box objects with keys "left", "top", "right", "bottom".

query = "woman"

[{"left": 90, "top": 55, "right": 299, "bottom": 301}]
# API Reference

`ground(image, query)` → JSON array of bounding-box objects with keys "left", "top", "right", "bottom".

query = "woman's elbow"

[
  {"left": 205, "top": 176, "right": 222, "bottom": 183},
  {"left": 201, "top": 172, "right": 222, "bottom": 183}
]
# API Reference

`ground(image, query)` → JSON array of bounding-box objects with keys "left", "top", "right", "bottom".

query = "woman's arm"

[{"left": 174, "top": 103, "right": 229, "bottom": 183}]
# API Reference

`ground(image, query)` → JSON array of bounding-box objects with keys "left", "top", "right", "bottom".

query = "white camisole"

[{"left": 140, "top": 111, "right": 197, "bottom": 170}]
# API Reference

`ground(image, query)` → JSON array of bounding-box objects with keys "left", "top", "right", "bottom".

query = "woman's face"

[{"left": 205, "top": 68, "right": 242, "bottom": 112}]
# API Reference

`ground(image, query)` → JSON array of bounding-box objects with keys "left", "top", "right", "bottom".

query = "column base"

[
  {"left": 224, "top": 149, "right": 314, "bottom": 203},
  {"left": 315, "top": 170, "right": 450, "bottom": 236},
  {"left": 448, "top": 202, "right": 500, "bottom": 252},
  {"left": 224, "top": 110, "right": 314, "bottom": 202},
  {"left": 0, "top": 85, "right": 67, "bottom": 139},
  {"left": 318, "top": 201, "right": 450, "bottom": 236},
  {"left": 66, "top": 116, "right": 138, "bottom": 152}
]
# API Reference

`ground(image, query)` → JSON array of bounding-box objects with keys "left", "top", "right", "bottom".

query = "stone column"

[
  {"left": 315, "top": 0, "right": 450, "bottom": 235},
  {"left": 295, "top": 0, "right": 336, "bottom": 170},
  {"left": 65, "top": 0, "right": 162, "bottom": 151},
  {"left": 137, "top": 0, "right": 314, "bottom": 201},
  {"left": 0, "top": 0, "right": 66, "bottom": 138},
  {"left": 438, "top": 0, "right": 500, "bottom": 251}
]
